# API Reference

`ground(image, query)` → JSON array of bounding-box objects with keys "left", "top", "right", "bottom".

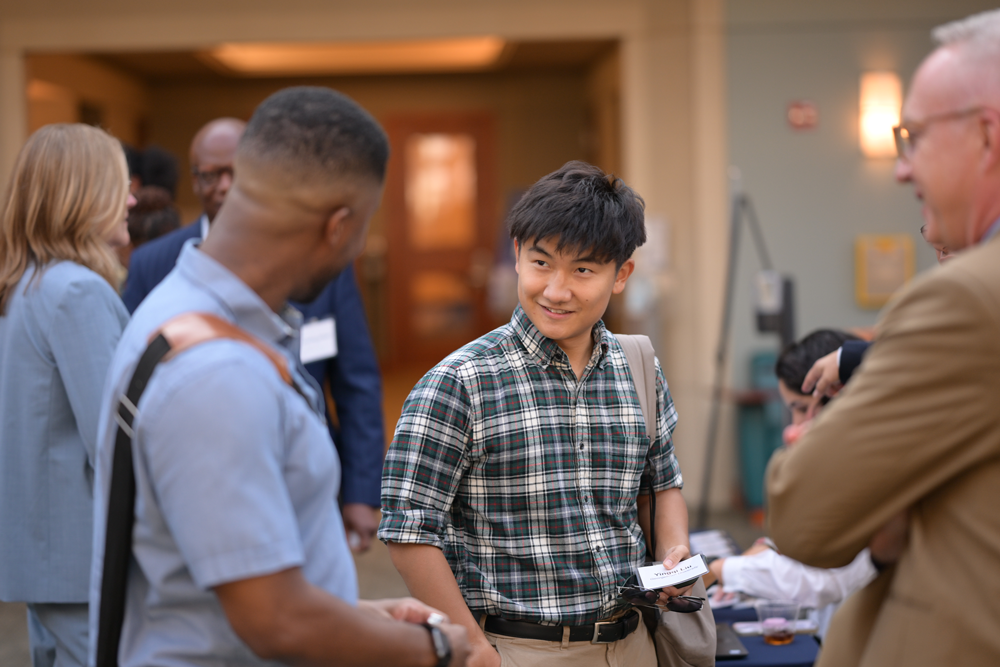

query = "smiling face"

[
  {"left": 894, "top": 47, "right": 989, "bottom": 250},
  {"left": 514, "top": 236, "right": 634, "bottom": 360}
]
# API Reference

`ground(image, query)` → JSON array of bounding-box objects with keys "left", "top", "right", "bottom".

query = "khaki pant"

[{"left": 483, "top": 613, "right": 657, "bottom": 667}]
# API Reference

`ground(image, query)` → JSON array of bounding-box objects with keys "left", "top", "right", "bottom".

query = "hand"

[
  {"left": 358, "top": 597, "right": 448, "bottom": 624},
  {"left": 466, "top": 638, "right": 500, "bottom": 667},
  {"left": 657, "top": 544, "right": 694, "bottom": 597},
  {"left": 782, "top": 420, "right": 813, "bottom": 447},
  {"left": 869, "top": 510, "right": 909, "bottom": 567},
  {"left": 342, "top": 503, "right": 379, "bottom": 553},
  {"left": 801, "top": 350, "right": 842, "bottom": 400}
]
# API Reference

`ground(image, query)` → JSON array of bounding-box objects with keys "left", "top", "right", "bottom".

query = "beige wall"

[
  {"left": 0, "top": 0, "right": 731, "bottom": 513},
  {"left": 26, "top": 54, "right": 149, "bottom": 144},
  {"left": 147, "top": 70, "right": 592, "bottom": 226}
]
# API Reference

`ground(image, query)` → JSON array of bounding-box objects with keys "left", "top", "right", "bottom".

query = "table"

[{"left": 714, "top": 606, "right": 819, "bottom": 667}]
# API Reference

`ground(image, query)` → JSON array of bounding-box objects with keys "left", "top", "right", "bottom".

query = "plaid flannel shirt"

[{"left": 379, "top": 306, "right": 682, "bottom": 626}]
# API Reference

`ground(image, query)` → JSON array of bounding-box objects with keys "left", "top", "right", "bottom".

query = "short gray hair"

[{"left": 933, "top": 9, "right": 1000, "bottom": 100}]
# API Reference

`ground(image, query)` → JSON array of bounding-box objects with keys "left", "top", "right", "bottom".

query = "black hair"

[
  {"left": 127, "top": 186, "right": 180, "bottom": 247},
  {"left": 239, "top": 86, "right": 389, "bottom": 183},
  {"left": 507, "top": 160, "right": 646, "bottom": 267},
  {"left": 121, "top": 142, "right": 142, "bottom": 178},
  {"left": 140, "top": 145, "right": 179, "bottom": 199},
  {"left": 776, "top": 329, "right": 863, "bottom": 396}
]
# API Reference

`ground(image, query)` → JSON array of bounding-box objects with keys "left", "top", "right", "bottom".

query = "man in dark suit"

[{"left": 122, "top": 117, "right": 384, "bottom": 550}]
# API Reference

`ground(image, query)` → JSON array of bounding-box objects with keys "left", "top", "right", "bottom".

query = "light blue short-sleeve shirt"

[{"left": 89, "top": 243, "right": 357, "bottom": 667}]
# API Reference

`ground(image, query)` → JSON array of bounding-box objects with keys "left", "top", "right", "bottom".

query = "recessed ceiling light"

[{"left": 201, "top": 37, "right": 506, "bottom": 77}]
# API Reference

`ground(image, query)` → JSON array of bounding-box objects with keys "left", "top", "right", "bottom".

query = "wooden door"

[{"left": 384, "top": 112, "right": 498, "bottom": 369}]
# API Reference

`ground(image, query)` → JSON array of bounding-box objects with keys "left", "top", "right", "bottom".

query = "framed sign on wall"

[{"left": 855, "top": 234, "right": 915, "bottom": 309}]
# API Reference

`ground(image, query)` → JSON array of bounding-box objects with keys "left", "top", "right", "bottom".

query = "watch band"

[{"left": 423, "top": 623, "right": 452, "bottom": 667}]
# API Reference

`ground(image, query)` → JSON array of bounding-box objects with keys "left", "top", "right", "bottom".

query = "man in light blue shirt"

[{"left": 90, "top": 87, "right": 469, "bottom": 667}]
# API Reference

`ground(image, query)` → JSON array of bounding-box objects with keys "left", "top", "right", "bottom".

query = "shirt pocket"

[{"left": 590, "top": 434, "right": 651, "bottom": 516}]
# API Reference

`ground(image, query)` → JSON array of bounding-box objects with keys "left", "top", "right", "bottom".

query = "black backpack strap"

[{"left": 96, "top": 333, "right": 172, "bottom": 667}]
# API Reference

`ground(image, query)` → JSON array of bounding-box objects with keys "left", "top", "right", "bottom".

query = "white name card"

[
  {"left": 300, "top": 317, "right": 338, "bottom": 364},
  {"left": 638, "top": 554, "right": 709, "bottom": 590}
]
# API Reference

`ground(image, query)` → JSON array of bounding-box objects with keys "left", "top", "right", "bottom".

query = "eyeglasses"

[
  {"left": 617, "top": 576, "right": 705, "bottom": 613},
  {"left": 892, "top": 107, "right": 986, "bottom": 160},
  {"left": 192, "top": 165, "right": 234, "bottom": 189}
]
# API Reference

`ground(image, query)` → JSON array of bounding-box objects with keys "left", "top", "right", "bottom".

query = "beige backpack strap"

[
  {"left": 154, "top": 312, "right": 296, "bottom": 387},
  {"left": 616, "top": 333, "right": 657, "bottom": 439}
]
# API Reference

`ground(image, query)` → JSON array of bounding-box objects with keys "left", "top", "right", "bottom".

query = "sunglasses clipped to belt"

[{"left": 480, "top": 575, "right": 705, "bottom": 645}]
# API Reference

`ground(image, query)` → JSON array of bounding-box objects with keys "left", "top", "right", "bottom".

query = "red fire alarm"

[{"left": 787, "top": 101, "right": 819, "bottom": 130}]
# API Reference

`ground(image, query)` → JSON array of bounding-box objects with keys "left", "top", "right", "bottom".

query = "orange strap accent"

[{"left": 149, "top": 312, "right": 294, "bottom": 386}]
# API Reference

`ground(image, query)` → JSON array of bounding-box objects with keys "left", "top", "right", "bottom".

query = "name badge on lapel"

[{"left": 300, "top": 317, "right": 338, "bottom": 364}]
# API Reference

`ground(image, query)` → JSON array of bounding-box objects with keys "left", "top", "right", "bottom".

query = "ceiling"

[{"left": 86, "top": 39, "right": 616, "bottom": 82}]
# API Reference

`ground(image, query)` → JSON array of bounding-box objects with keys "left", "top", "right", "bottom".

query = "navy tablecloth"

[
  {"left": 713, "top": 606, "right": 758, "bottom": 624},
  {"left": 713, "top": 607, "right": 819, "bottom": 667}
]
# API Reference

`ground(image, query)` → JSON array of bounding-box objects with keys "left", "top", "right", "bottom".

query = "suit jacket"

[
  {"left": 122, "top": 218, "right": 384, "bottom": 506},
  {"left": 837, "top": 340, "right": 870, "bottom": 384},
  {"left": 121, "top": 218, "right": 203, "bottom": 313},
  {"left": 766, "top": 236, "right": 1000, "bottom": 666}
]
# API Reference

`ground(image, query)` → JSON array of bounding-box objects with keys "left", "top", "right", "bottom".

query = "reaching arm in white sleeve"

[{"left": 720, "top": 548, "right": 877, "bottom": 608}]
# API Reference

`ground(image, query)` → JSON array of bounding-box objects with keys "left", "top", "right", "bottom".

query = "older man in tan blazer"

[{"left": 767, "top": 10, "right": 1000, "bottom": 667}]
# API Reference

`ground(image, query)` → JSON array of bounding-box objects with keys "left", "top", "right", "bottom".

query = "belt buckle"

[{"left": 591, "top": 620, "right": 614, "bottom": 644}]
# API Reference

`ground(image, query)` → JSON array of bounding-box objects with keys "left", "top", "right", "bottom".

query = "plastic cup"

[{"left": 755, "top": 601, "right": 799, "bottom": 645}]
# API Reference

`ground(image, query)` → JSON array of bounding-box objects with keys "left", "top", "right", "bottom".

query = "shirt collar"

[
  {"left": 198, "top": 213, "right": 210, "bottom": 241},
  {"left": 175, "top": 240, "right": 299, "bottom": 349},
  {"left": 509, "top": 305, "right": 610, "bottom": 370},
  {"left": 981, "top": 216, "right": 1000, "bottom": 245}
]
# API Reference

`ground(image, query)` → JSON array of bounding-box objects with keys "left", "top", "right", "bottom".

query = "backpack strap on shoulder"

[
  {"left": 97, "top": 312, "right": 297, "bottom": 667},
  {"left": 616, "top": 333, "right": 657, "bottom": 439}
]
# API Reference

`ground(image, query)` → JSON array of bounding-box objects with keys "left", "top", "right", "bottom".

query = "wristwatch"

[{"left": 423, "top": 623, "right": 452, "bottom": 667}]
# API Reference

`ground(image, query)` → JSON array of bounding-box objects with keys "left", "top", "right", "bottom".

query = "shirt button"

[
  {"left": 584, "top": 496, "right": 591, "bottom": 503},
  {"left": 579, "top": 442, "right": 584, "bottom": 450}
]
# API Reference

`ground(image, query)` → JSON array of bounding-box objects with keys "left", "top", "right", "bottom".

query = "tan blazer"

[{"left": 767, "top": 235, "right": 1000, "bottom": 667}]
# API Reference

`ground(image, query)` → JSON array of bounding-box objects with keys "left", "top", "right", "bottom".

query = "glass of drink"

[{"left": 755, "top": 601, "right": 799, "bottom": 645}]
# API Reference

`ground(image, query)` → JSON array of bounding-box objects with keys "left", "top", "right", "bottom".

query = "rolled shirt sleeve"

[
  {"left": 379, "top": 365, "right": 472, "bottom": 549},
  {"left": 647, "top": 358, "right": 683, "bottom": 492}
]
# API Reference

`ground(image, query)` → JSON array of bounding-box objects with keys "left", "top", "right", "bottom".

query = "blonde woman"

[{"left": 0, "top": 124, "right": 133, "bottom": 667}]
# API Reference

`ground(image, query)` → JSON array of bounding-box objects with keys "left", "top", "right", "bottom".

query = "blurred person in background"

[
  {"left": 0, "top": 124, "right": 133, "bottom": 667},
  {"left": 768, "top": 9, "right": 1000, "bottom": 665},
  {"left": 123, "top": 116, "right": 385, "bottom": 551},
  {"left": 705, "top": 330, "right": 878, "bottom": 641},
  {"left": 122, "top": 143, "right": 142, "bottom": 195},
  {"left": 121, "top": 118, "right": 244, "bottom": 308},
  {"left": 139, "top": 145, "right": 179, "bottom": 200},
  {"left": 114, "top": 185, "right": 180, "bottom": 272}
]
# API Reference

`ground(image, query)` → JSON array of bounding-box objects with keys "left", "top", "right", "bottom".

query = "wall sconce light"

[{"left": 859, "top": 71, "right": 902, "bottom": 158}]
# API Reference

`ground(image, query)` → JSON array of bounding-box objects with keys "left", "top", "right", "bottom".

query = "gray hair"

[{"left": 933, "top": 9, "right": 1000, "bottom": 100}]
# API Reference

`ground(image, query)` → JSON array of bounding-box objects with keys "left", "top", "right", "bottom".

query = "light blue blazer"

[{"left": 0, "top": 261, "right": 128, "bottom": 602}]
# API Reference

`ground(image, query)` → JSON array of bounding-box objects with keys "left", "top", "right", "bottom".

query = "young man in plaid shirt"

[{"left": 379, "top": 161, "right": 691, "bottom": 667}]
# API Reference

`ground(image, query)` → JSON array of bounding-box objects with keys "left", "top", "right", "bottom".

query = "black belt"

[{"left": 483, "top": 609, "right": 640, "bottom": 644}]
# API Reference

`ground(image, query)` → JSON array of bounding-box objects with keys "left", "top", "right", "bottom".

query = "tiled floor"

[
  {"left": 0, "top": 602, "right": 29, "bottom": 667},
  {"left": 0, "top": 367, "right": 765, "bottom": 663}
]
